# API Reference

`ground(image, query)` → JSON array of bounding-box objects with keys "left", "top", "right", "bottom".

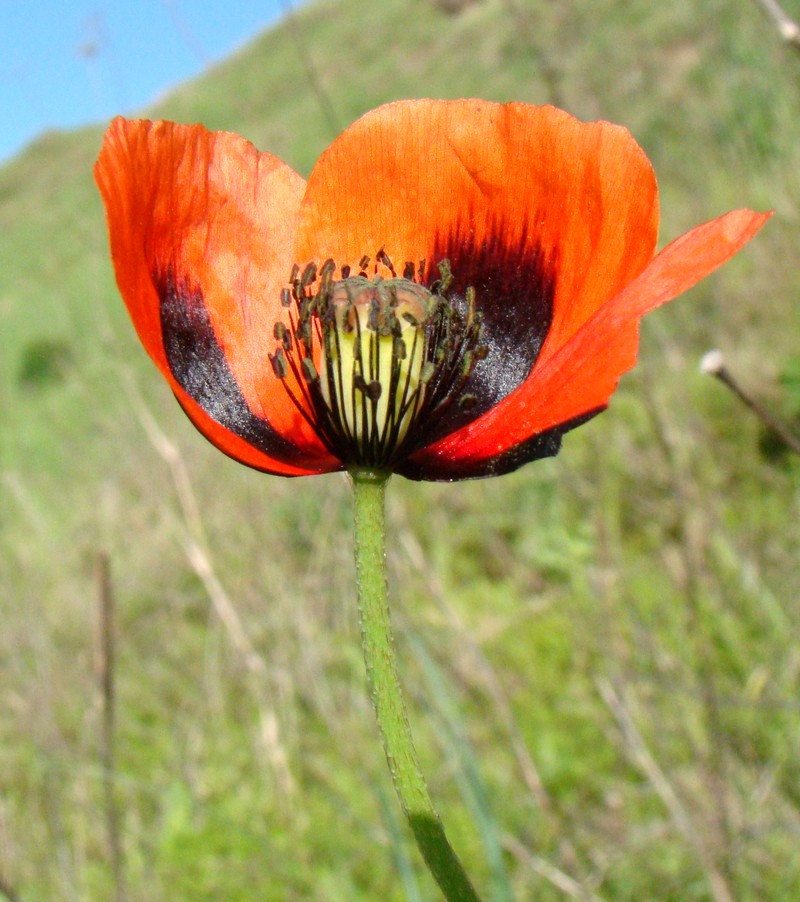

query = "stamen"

[
  {"left": 437, "top": 259, "right": 453, "bottom": 295},
  {"left": 270, "top": 255, "right": 488, "bottom": 468},
  {"left": 269, "top": 348, "right": 288, "bottom": 379},
  {"left": 300, "top": 262, "right": 317, "bottom": 288},
  {"left": 302, "top": 358, "right": 318, "bottom": 382},
  {"left": 376, "top": 248, "right": 396, "bottom": 276}
]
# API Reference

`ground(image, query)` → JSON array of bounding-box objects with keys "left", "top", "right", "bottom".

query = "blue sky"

[{"left": 0, "top": 1, "right": 297, "bottom": 164}]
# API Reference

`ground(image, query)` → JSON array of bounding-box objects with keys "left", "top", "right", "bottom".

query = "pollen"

[{"left": 269, "top": 257, "right": 487, "bottom": 470}]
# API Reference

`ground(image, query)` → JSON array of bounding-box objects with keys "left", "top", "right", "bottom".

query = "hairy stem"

[{"left": 350, "top": 468, "right": 481, "bottom": 901}]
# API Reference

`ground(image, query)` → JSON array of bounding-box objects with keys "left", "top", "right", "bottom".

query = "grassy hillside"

[{"left": 2, "top": 0, "right": 799, "bottom": 898}]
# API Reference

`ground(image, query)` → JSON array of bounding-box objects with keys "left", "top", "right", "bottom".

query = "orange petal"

[
  {"left": 409, "top": 209, "right": 771, "bottom": 475},
  {"left": 95, "top": 117, "right": 339, "bottom": 473},
  {"left": 295, "top": 99, "right": 658, "bottom": 346},
  {"left": 173, "top": 383, "right": 338, "bottom": 476}
]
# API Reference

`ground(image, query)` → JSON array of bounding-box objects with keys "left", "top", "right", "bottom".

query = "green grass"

[{"left": 2, "top": 0, "right": 800, "bottom": 897}]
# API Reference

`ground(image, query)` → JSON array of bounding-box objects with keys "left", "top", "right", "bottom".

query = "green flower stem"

[{"left": 350, "top": 468, "right": 481, "bottom": 902}]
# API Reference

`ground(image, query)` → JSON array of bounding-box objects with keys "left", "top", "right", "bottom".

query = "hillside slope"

[{"left": 2, "top": 0, "right": 799, "bottom": 898}]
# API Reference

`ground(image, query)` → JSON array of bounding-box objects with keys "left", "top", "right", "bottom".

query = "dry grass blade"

[
  {"left": 701, "top": 350, "right": 800, "bottom": 455},
  {"left": 278, "top": 0, "right": 341, "bottom": 136},
  {"left": 502, "top": 834, "right": 606, "bottom": 902},
  {"left": 596, "top": 677, "right": 734, "bottom": 902},
  {"left": 753, "top": 0, "right": 800, "bottom": 48},
  {"left": 126, "top": 379, "right": 265, "bottom": 674},
  {"left": 396, "top": 517, "right": 552, "bottom": 813},
  {"left": 0, "top": 879, "right": 20, "bottom": 902},
  {"left": 123, "top": 374, "right": 295, "bottom": 796},
  {"left": 94, "top": 552, "right": 126, "bottom": 901}
]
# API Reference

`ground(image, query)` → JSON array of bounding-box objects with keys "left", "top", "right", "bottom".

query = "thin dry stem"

[
  {"left": 0, "top": 876, "right": 20, "bottom": 902},
  {"left": 394, "top": 499, "right": 605, "bottom": 898},
  {"left": 702, "top": 352, "right": 800, "bottom": 455},
  {"left": 125, "top": 376, "right": 295, "bottom": 797},
  {"left": 278, "top": 0, "right": 341, "bottom": 135},
  {"left": 94, "top": 552, "right": 126, "bottom": 900},
  {"left": 502, "top": 835, "right": 605, "bottom": 902},
  {"left": 396, "top": 518, "right": 552, "bottom": 811},
  {"left": 596, "top": 678, "right": 734, "bottom": 902},
  {"left": 754, "top": 0, "right": 800, "bottom": 49},
  {"left": 641, "top": 366, "right": 737, "bottom": 890}
]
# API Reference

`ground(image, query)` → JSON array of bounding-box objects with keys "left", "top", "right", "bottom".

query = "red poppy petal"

[
  {"left": 407, "top": 209, "right": 771, "bottom": 478},
  {"left": 95, "top": 117, "right": 339, "bottom": 472},
  {"left": 396, "top": 412, "right": 597, "bottom": 482},
  {"left": 173, "top": 383, "right": 338, "bottom": 476},
  {"left": 293, "top": 100, "right": 658, "bottom": 442},
  {"left": 295, "top": 98, "right": 656, "bottom": 335},
  {"left": 295, "top": 100, "right": 657, "bottom": 300}
]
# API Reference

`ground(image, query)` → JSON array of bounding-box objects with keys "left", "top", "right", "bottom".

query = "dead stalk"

[
  {"left": 596, "top": 678, "right": 734, "bottom": 902},
  {"left": 753, "top": 0, "right": 800, "bottom": 49},
  {"left": 502, "top": 834, "right": 606, "bottom": 902},
  {"left": 0, "top": 877, "right": 20, "bottom": 902},
  {"left": 95, "top": 551, "right": 126, "bottom": 900},
  {"left": 701, "top": 350, "right": 800, "bottom": 455},
  {"left": 125, "top": 377, "right": 295, "bottom": 796},
  {"left": 395, "top": 501, "right": 607, "bottom": 898},
  {"left": 641, "top": 378, "right": 737, "bottom": 887},
  {"left": 396, "top": 521, "right": 551, "bottom": 811}
]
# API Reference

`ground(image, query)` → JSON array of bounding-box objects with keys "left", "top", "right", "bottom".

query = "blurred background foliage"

[{"left": 2, "top": 0, "right": 800, "bottom": 898}]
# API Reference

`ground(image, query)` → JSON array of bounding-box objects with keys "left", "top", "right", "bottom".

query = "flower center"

[
  {"left": 319, "top": 276, "right": 436, "bottom": 453},
  {"left": 270, "top": 254, "right": 487, "bottom": 470}
]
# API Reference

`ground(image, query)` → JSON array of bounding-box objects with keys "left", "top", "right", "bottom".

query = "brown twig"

[
  {"left": 641, "top": 377, "right": 737, "bottom": 898},
  {"left": 278, "top": 0, "right": 341, "bottom": 137},
  {"left": 596, "top": 678, "right": 734, "bottom": 902},
  {"left": 753, "top": 0, "right": 800, "bottom": 49},
  {"left": 128, "top": 388, "right": 265, "bottom": 674},
  {"left": 395, "top": 517, "right": 552, "bottom": 812},
  {"left": 95, "top": 552, "right": 126, "bottom": 900},
  {"left": 501, "top": 0, "right": 567, "bottom": 108},
  {"left": 0, "top": 875, "right": 20, "bottom": 902},
  {"left": 161, "top": 0, "right": 212, "bottom": 66},
  {"left": 502, "top": 834, "right": 606, "bottom": 902},
  {"left": 701, "top": 350, "right": 800, "bottom": 455},
  {"left": 124, "top": 377, "right": 296, "bottom": 797},
  {"left": 393, "top": 501, "right": 608, "bottom": 897}
]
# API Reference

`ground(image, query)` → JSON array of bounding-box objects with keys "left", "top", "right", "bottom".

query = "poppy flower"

[{"left": 95, "top": 100, "right": 768, "bottom": 481}]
